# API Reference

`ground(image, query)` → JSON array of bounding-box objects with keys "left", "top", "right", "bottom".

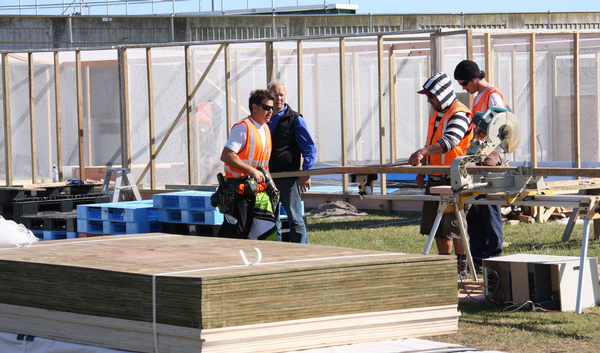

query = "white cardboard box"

[{"left": 483, "top": 254, "right": 600, "bottom": 311}]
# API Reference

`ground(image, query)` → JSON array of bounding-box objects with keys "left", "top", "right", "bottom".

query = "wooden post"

[
  {"left": 28, "top": 52, "right": 38, "bottom": 184},
  {"left": 377, "top": 35, "right": 387, "bottom": 195},
  {"left": 596, "top": 52, "right": 600, "bottom": 160},
  {"left": 2, "top": 54, "right": 12, "bottom": 186},
  {"left": 45, "top": 68, "right": 52, "bottom": 179},
  {"left": 484, "top": 33, "right": 492, "bottom": 84},
  {"left": 146, "top": 47, "right": 156, "bottom": 189},
  {"left": 266, "top": 41, "right": 274, "bottom": 84},
  {"left": 85, "top": 66, "right": 92, "bottom": 165},
  {"left": 54, "top": 52, "right": 63, "bottom": 181},
  {"left": 340, "top": 38, "right": 348, "bottom": 193},
  {"left": 191, "top": 49, "right": 201, "bottom": 184},
  {"left": 76, "top": 51, "right": 85, "bottom": 180},
  {"left": 297, "top": 40, "right": 303, "bottom": 115},
  {"left": 185, "top": 45, "right": 194, "bottom": 185},
  {"left": 530, "top": 33, "right": 537, "bottom": 167},
  {"left": 314, "top": 52, "right": 322, "bottom": 162},
  {"left": 225, "top": 43, "right": 232, "bottom": 147},
  {"left": 352, "top": 52, "right": 362, "bottom": 162},
  {"left": 389, "top": 43, "right": 397, "bottom": 165},
  {"left": 234, "top": 49, "right": 240, "bottom": 131},
  {"left": 574, "top": 33, "right": 581, "bottom": 170},
  {"left": 511, "top": 50, "right": 518, "bottom": 160}
]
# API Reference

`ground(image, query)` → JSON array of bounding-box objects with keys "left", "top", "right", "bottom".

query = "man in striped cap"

[{"left": 408, "top": 72, "right": 473, "bottom": 280}]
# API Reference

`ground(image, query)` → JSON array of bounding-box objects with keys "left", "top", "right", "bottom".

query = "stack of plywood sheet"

[{"left": 0, "top": 234, "right": 459, "bottom": 353}]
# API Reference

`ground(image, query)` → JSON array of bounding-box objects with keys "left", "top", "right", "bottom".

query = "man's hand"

[
  {"left": 249, "top": 168, "right": 265, "bottom": 183},
  {"left": 299, "top": 175, "right": 311, "bottom": 193},
  {"left": 416, "top": 174, "right": 426, "bottom": 189},
  {"left": 409, "top": 150, "right": 425, "bottom": 166}
]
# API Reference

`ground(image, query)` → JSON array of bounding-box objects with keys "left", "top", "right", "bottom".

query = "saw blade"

[{"left": 495, "top": 111, "right": 521, "bottom": 153}]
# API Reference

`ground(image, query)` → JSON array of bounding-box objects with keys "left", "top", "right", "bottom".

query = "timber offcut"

[{"left": 0, "top": 234, "right": 459, "bottom": 353}]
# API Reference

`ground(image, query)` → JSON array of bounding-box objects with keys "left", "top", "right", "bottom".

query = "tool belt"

[{"left": 210, "top": 174, "right": 242, "bottom": 215}]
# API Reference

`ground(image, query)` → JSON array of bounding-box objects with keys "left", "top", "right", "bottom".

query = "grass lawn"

[{"left": 307, "top": 212, "right": 600, "bottom": 353}]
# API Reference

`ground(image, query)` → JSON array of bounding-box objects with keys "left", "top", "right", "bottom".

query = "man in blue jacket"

[{"left": 267, "top": 81, "right": 317, "bottom": 244}]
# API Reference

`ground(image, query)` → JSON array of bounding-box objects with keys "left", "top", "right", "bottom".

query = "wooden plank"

[
  {"left": 2, "top": 53, "right": 12, "bottom": 186},
  {"left": 352, "top": 52, "right": 362, "bottom": 162},
  {"left": 273, "top": 165, "right": 600, "bottom": 178},
  {"left": 201, "top": 305, "right": 459, "bottom": 353},
  {"left": 266, "top": 41, "right": 274, "bottom": 84},
  {"left": 53, "top": 51, "right": 63, "bottom": 182},
  {"left": 389, "top": 43, "right": 397, "bottom": 166},
  {"left": 377, "top": 35, "right": 387, "bottom": 196},
  {"left": 76, "top": 51, "right": 86, "bottom": 179},
  {"left": 339, "top": 38, "right": 348, "bottom": 193},
  {"left": 119, "top": 48, "right": 132, "bottom": 170},
  {"left": 185, "top": 45, "right": 194, "bottom": 185},
  {"left": 28, "top": 52, "right": 38, "bottom": 184},
  {"left": 530, "top": 33, "right": 537, "bottom": 167},
  {"left": 297, "top": 40, "right": 303, "bottom": 114},
  {"left": 574, "top": 32, "right": 581, "bottom": 170},
  {"left": 85, "top": 66, "right": 92, "bottom": 165},
  {"left": 0, "top": 303, "right": 201, "bottom": 353},
  {"left": 146, "top": 48, "right": 156, "bottom": 189}
]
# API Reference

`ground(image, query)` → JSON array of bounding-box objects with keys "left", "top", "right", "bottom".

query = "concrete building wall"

[{"left": 0, "top": 12, "right": 599, "bottom": 51}]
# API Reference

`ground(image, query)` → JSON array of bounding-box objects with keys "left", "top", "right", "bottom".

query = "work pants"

[{"left": 273, "top": 177, "right": 309, "bottom": 244}]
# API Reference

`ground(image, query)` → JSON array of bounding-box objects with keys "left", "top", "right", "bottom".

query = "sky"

[{"left": 1, "top": 0, "right": 599, "bottom": 16}]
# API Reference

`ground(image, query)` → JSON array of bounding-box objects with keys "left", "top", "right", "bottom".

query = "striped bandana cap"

[{"left": 421, "top": 72, "right": 457, "bottom": 111}]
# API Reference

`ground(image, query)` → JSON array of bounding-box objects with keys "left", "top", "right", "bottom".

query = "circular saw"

[
  {"left": 467, "top": 107, "right": 521, "bottom": 157},
  {"left": 492, "top": 111, "right": 521, "bottom": 153}
]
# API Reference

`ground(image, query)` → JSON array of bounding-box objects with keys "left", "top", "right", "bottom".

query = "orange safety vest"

[
  {"left": 472, "top": 86, "right": 505, "bottom": 113},
  {"left": 426, "top": 101, "right": 473, "bottom": 171},
  {"left": 472, "top": 87, "right": 506, "bottom": 140},
  {"left": 224, "top": 117, "right": 272, "bottom": 180}
]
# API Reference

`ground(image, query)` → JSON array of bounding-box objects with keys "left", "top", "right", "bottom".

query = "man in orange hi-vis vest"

[
  {"left": 454, "top": 60, "right": 506, "bottom": 273},
  {"left": 218, "top": 89, "right": 277, "bottom": 240},
  {"left": 409, "top": 72, "right": 473, "bottom": 281}
]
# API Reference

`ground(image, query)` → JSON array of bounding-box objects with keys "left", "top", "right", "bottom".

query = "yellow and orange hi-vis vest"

[
  {"left": 472, "top": 87, "right": 506, "bottom": 140},
  {"left": 426, "top": 101, "right": 473, "bottom": 172},
  {"left": 224, "top": 117, "right": 272, "bottom": 180}
]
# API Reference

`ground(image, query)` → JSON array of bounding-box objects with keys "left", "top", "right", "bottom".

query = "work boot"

[{"left": 457, "top": 255, "right": 468, "bottom": 281}]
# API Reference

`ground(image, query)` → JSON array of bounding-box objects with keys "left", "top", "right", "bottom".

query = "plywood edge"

[
  {"left": 201, "top": 305, "right": 459, "bottom": 353},
  {"left": 0, "top": 303, "right": 201, "bottom": 353}
]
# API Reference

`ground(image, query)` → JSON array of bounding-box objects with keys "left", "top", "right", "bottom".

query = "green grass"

[{"left": 307, "top": 212, "right": 600, "bottom": 353}]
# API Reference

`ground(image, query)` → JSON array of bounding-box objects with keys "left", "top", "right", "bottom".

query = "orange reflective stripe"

[{"left": 224, "top": 117, "right": 272, "bottom": 179}]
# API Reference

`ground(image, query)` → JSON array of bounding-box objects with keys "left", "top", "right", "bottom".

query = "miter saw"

[{"left": 449, "top": 106, "right": 548, "bottom": 195}]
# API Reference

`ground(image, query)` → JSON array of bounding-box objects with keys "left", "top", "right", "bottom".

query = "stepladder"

[{"left": 100, "top": 168, "right": 142, "bottom": 203}]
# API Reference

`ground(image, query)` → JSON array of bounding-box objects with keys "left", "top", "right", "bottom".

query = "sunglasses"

[
  {"left": 256, "top": 103, "right": 273, "bottom": 111},
  {"left": 459, "top": 79, "right": 470, "bottom": 87},
  {"left": 426, "top": 94, "right": 435, "bottom": 100}
]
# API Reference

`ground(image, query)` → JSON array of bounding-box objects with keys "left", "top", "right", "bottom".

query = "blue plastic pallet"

[
  {"left": 31, "top": 229, "right": 77, "bottom": 241},
  {"left": 181, "top": 209, "right": 223, "bottom": 225},
  {"left": 157, "top": 208, "right": 223, "bottom": 225},
  {"left": 77, "top": 204, "right": 103, "bottom": 220},
  {"left": 103, "top": 220, "right": 162, "bottom": 235},
  {"left": 77, "top": 200, "right": 155, "bottom": 221},
  {"left": 31, "top": 230, "right": 43, "bottom": 240},
  {"left": 42, "top": 230, "right": 78, "bottom": 241},
  {"left": 153, "top": 191, "right": 216, "bottom": 210},
  {"left": 77, "top": 219, "right": 104, "bottom": 233},
  {"left": 101, "top": 200, "right": 157, "bottom": 222}
]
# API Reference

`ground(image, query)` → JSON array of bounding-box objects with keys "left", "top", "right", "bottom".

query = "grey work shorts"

[{"left": 420, "top": 177, "right": 466, "bottom": 240}]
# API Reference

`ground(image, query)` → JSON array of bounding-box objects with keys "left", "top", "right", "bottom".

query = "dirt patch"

[{"left": 305, "top": 201, "right": 368, "bottom": 220}]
